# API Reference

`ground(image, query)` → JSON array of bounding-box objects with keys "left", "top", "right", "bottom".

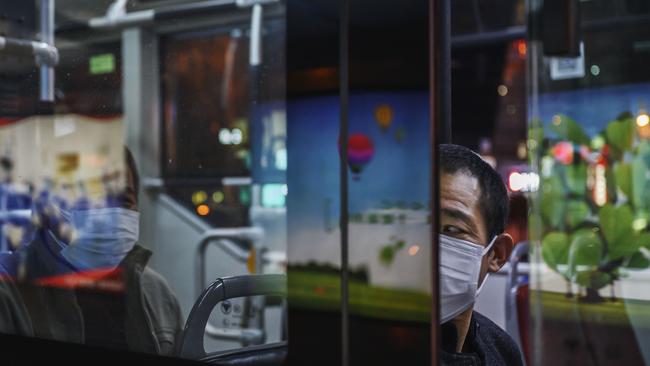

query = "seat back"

[{"left": 177, "top": 274, "right": 287, "bottom": 363}]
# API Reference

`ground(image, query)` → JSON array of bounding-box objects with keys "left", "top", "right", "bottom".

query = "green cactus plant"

[{"left": 537, "top": 113, "right": 650, "bottom": 301}]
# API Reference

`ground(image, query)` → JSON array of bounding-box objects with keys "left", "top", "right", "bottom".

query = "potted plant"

[{"left": 534, "top": 113, "right": 650, "bottom": 302}]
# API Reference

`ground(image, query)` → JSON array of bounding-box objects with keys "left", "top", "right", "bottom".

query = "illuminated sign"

[
  {"left": 508, "top": 171, "right": 540, "bottom": 193},
  {"left": 89, "top": 54, "right": 115, "bottom": 75},
  {"left": 262, "top": 184, "right": 287, "bottom": 207}
]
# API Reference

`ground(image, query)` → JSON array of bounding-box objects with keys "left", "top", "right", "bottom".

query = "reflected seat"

[{"left": 177, "top": 274, "right": 287, "bottom": 365}]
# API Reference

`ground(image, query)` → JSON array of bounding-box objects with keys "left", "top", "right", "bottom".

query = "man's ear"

[{"left": 488, "top": 233, "right": 514, "bottom": 273}]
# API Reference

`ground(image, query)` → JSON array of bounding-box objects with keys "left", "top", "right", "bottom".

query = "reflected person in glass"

[
  {"left": 0, "top": 148, "right": 182, "bottom": 355},
  {"left": 439, "top": 144, "right": 522, "bottom": 366}
]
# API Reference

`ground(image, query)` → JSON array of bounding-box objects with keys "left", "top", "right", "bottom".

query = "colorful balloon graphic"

[
  {"left": 374, "top": 104, "right": 393, "bottom": 132},
  {"left": 346, "top": 134, "right": 374, "bottom": 180}
]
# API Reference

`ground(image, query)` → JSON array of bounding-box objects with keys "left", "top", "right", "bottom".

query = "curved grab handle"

[{"left": 178, "top": 274, "right": 286, "bottom": 359}]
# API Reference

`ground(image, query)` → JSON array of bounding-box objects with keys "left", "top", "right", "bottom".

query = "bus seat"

[
  {"left": 505, "top": 241, "right": 529, "bottom": 365},
  {"left": 199, "top": 342, "right": 287, "bottom": 366},
  {"left": 177, "top": 274, "right": 287, "bottom": 365}
]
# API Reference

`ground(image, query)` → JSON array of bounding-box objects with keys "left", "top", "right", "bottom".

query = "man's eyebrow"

[{"left": 440, "top": 207, "right": 478, "bottom": 232}]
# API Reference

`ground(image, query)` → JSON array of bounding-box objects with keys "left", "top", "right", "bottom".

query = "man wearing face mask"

[
  {"left": 0, "top": 148, "right": 183, "bottom": 355},
  {"left": 439, "top": 144, "right": 523, "bottom": 366}
]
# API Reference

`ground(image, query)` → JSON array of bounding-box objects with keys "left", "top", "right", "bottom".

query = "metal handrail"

[
  {"left": 195, "top": 227, "right": 264, "bottom": 298},
  {"left": 0, "top": 36, "right": 59, "bottom": 69},
  {"left": 57, "top": 0, "right": 280, "bottom": 32},
  {"left": 505, "top": 241, "right": 529, "bottom": 365},
  {"left": 195, "top": 227, "right": 274, "bottom": 344}
]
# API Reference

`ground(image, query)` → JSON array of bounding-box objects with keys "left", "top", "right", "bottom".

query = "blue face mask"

[{"left": 59, "top": 207, "right": 140, "bottom": 271}]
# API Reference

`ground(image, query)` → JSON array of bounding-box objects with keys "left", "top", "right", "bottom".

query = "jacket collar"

[{"left": 440, "top": 313, "right": 483, "bottom": 365}]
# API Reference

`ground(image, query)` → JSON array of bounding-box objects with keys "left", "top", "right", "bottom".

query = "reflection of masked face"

[{"left": 58, "top": 207, "right": 140, "bottom": 271}]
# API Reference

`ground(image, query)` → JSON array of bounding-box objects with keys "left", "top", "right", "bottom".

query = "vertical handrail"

[
  {"left": 505, "top": 241, "right": 529, "bottom": 365},
  {"left": 338, "top": 0, "right": 350, "bottom": 365},
  {"left": 195, "top": 227, "right": 274, "bottom": 344},
  {"left": 39, "top": 0, "right": 55, "bottom": 102}
]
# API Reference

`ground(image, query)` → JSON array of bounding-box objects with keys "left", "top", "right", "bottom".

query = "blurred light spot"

[
  {"left": 218, "top": 129, "right": 230, "bottom": 145},
  {"left": 192, "top": 191, "right": 207, "bottom": 205},
  {"left": 212, "top": 191, "right": 224, "bottom": 203},
  {"left": 591, "top": 135, "right": 605, "bottom": 149},
  {"left": 594, "top": 164, "right": 607, "bottom": 206},
  {"left": 197, "top": 204, "right": 210, "bottom": 216},
  {"left": 408, "top": 245, "right": 420, "bottom": 256},
  {"left": 517, "top": 40, "right": 527, "bottom": 58},
  {"left": 637, "top": 113, "right": 650, "bottom": 127},
  {"left": 509, "top": 172, "right": 523, "bottom": 192},
  {"left": 517, "top": 141, "right": 527, "bottom": 159},
  {"left": 275, "top": 148, "right": 287, "bottom": 170},
  {"left": 633, "top": 218, "right": 648, "bottom": 231},
  {"left": 218, "top": 128, "right": 244, "bottom": 145},
  {"left": 508, "top": 172, "right": 539, "bottom": 192},
  {"left": 590, "top": 65, "right": 600, "bottom": 76},
  {"left": 231, "top": 128, "right": 243, "bottom": 145},
  {"left": 552, "top": 115, "right": 562, "bottom": 126},
  {"left": 497, "top": 85, "right": 508, "bottom": 97},
  {"left": 262, "top": 184, "right": 286, "bottom": 207}
]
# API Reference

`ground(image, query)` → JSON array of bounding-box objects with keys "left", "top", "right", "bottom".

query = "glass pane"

[
  {"left": 285, "top": 1, "right": 433, "bottom": 365},
  {"left": 0, "top": 1, "right": 287, "bottom": 363},
  {"left": 442, "top": 2, "right": 530, "bottom": 365},
  {"left": 528, "top": 0, "right": 650, "bottom": 364},
  {"left": 346, "top": 2, "right": 431, "bottom": 365}
]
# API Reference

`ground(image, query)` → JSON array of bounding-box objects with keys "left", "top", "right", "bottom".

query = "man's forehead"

[
  {"left": 440, "top": 171, "right": 488, "bottom": 241},
  {"left": 441, "top": 171, "right": 482, "bottom": 203}
]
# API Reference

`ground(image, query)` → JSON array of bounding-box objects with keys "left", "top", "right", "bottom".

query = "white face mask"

[
  {"left": 439, "top": 233, "right": 496, "bottom": 324},
  {"left": 60, "top": 207, "right": 140, "bottom": 271}
]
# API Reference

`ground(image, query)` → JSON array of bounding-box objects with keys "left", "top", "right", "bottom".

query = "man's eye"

[{"left": 442, "top": 225, "right": 463, "bottom": 235}]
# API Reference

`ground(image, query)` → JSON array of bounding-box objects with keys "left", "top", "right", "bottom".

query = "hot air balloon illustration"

[
  {"left": 346, "top": 133, "right": 374, "bottom": 180},
  {"left": 374, "top": 104, "right": 393, "bottom": 132}
]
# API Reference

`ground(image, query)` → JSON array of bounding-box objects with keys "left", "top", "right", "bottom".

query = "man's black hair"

[{"left": 440, "top": 144, "right": 509, "bottom": 240}]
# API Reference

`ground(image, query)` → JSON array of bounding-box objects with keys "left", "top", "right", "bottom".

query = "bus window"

[
  {"left": 528, "top": 0, "right": 650, "bottom": 364},
  {"left": 0, "top": 0, "right": 288, "bottom": 363},
  {"left": 443, "top": 0, "right": 530, "bottom": 364}
]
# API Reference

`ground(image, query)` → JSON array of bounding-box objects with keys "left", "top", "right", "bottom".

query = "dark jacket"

[
  {"left": 441, "top": 312, "right": 525, "bottom": 366},
  {"left": 0, "top": 232, "right": 183, "bottom": 355}
]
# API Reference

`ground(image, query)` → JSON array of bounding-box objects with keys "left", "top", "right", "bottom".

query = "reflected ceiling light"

[
  {"left": 517, "top": 141, "right": 527, "bottom": 160},
  {"left": 231, "top": 128, "right": 243, "bottom": 145},
  {"left": 197, "top": 204, "right": 210, "bottom": 216},
  {"left": 593, "top": 164, "right": 607, "bottom": 206},
  {"left": 637, "top": 113, "right": 650, "bottom": 127},
  {"left": 517, "top": 40, "right": 527, "bottom": 58},
  {"left": 218, "top": 128, "right": 244, "bottom": 145},
  {"left": 408, "top": 245, "right": 420, "bottom": 256},
  {"left": 508, "top": 172, "right": 539, "bottom": 193},
  {"left": 212, "top": 191, "right": 225, "bottom": 204},
  {"left": 552, "top": 115, "right": 562, "bottom": 126},
  {"left": 591, "top": 135, "right": 605, "bottom": 150},
  {"left": 192, "top": 191, "right": 207, "bottom": 205},
  {"left": 590, "top": 65, "right": 600, "bottom": 76},
  {"left": 509, "top": 172, "right": 523, "bottom": 192},
  {"left": 633, "top": 218, "right": 648, "bottom": 231},
  {"left": 497, "top": 85, "right": 508, "bottom": 97}
]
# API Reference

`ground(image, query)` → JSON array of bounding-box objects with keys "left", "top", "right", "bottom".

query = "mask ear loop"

[
  {"left": 481, "top": 235, "right": 498, "bottom": 256},
  {"left": 476, "top": 236, "right": 498, "bottom": 296}
]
